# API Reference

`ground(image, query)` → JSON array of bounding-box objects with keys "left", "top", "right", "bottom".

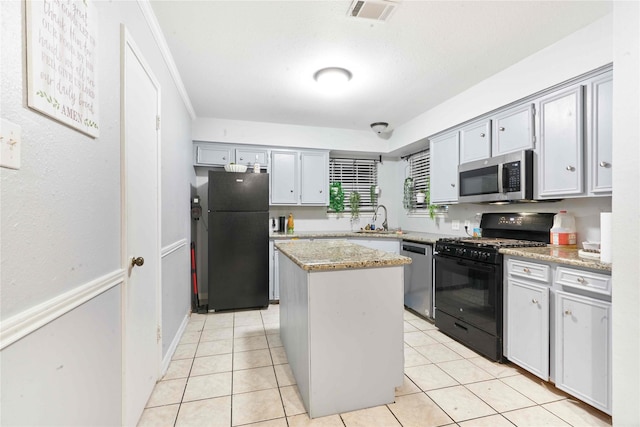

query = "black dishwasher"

[{"left": 402, "top": 242, "right": 434, "bottom": 320}]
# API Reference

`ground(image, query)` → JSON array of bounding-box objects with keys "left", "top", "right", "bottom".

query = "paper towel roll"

[{"left": 600, "top": 212, "right": 612, "bottom": 263}]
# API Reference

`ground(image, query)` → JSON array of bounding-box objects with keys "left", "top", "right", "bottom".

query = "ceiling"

[{"left": 149, "top": 1, "right": 611, "bottom": 133}]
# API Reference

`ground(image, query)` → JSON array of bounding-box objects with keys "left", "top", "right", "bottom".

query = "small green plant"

[
  {"left": 403, "top": 178, "right": 414, "bottom": 210},
  {"left": 370, "top": 185, "right": 378, "bottom": 208},
  {"left": 349, "top": 191, "right": 361, "bottom": 219},
  {"left": 329, "top": 182, "right": 345, "bottom": 212}
]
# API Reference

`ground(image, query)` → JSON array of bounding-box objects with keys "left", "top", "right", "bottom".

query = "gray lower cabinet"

[
  {"left": 504, "top": 256, "right": 612, "bottom": 415},
  {"left": 505, "top": 258, "right": 550, "bottom": 379},
  {"left": 555, "top": 290, "right": 611, "bottom": 414},
  {"left": 348, "top": 238, "right": 400, "bottom": 254},
  {"left": 268, "top": 241, "right": 280, "bottom": 301}
]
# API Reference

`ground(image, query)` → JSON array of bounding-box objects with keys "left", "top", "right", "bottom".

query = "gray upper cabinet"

[
  {"left": 270, "top": 150, "right": 299, "bottom": 205},
  {"left": 300, "top": 151, "right": 329, "bottom": 205},
  {"left": 270, "top": 150, "right": 329, "bottom": 206},
  {"left": 430, "top": 131, "right": 460, "bottom": 204},
  {"left": 586, "top": 72, "right": 613, "bottom": 195},
  {"left": 236, "top": 149, "right": 268, "bottom": 168},
  {"left": 537, "top": 85, "right": 584, "bottom": 198},
  {"left": 492, "top": 103, "right": 535, "bottom": 156},
  {"left": 459, "top": 120, "right": 491, "bottom": 164},
  {"left": 194, "top": 144, "right": 233, "bottom": 166}
]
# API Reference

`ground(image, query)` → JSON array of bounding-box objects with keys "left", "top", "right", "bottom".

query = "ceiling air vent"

[{"left": 348, "top": 0, "right": 399, "bottom": 22}]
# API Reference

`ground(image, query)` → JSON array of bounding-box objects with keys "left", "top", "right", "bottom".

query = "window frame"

[{"left": 328, "top": 158, "right": 379, "bottom": 213}]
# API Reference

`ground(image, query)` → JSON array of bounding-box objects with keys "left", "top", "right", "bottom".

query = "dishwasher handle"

[{"left": 402, "top": 244, "right": 426, "bottom": 255}]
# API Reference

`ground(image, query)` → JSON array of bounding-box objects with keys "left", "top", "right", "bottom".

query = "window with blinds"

[
  {"left": 409, "top": 150, "right": 430, "bottom": 209},
  {"left": 329, "top": 158, "right": 378, "bottom": 211}
]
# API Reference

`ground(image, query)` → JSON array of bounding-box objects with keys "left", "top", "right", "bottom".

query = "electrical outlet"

[
  {"left": 464, "top": 220, "right": 471, "bottom": 229},
  {"left": 451, "top": 220, "right": 460, "bottom": 230},
  {"left": 0, "top": 119, "right": 21, "bottom": 170}
]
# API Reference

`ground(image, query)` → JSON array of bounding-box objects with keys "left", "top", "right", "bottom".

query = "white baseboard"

[
  {"left": 160, "top": 313, "right": 190, "bottom": 376},
  {"left": 0, "top": 269, "right": 125, "bottom": 350}
]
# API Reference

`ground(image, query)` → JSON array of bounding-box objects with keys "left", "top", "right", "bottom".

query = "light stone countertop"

[
  {"left": 275, "top": 240, "right": 412, "bottom": 272},
  {"left": 500, "top": 246, "right": 611, "bottom": 272},
  {"left": 269, "top": 230, "right": 449, "bottom": 245}
]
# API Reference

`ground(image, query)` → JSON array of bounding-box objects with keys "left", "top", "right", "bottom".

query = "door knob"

[{"left": 131, "top": 257, "right": 145, "bottom": 267}]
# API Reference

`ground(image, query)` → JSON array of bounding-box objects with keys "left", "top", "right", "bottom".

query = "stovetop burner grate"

[{"left": 437, "top": 237, "right": 548, "bottom": 249}]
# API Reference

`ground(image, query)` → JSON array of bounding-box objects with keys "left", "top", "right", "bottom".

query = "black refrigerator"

[{"left": 208, "top": 171, "right": 269, "bottom": 311}]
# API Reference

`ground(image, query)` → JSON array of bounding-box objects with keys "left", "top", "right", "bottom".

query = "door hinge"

[
  {"left": 157, "top": 326, "right": 161, "bottom": 343},
  {"left": 156, "top": 115, "right": 160, "bottom": 130}
]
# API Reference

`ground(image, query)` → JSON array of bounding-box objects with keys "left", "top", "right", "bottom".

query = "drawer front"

[
  {"left": 507, "top": 258, "right": 550, "bottom": 283},
  {"left": 197, "top": 146, "right": 232, "bottom": 165},
  {"left": 236, "top": 150, "right": 268, "bottom": 167},
  {"left": 555, "top": 267, "right": 611, "bottom": 296}
]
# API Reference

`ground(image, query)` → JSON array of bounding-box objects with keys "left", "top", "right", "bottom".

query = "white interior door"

[{"left": 121, "top": 27, "right": 161, "bottom": 426}]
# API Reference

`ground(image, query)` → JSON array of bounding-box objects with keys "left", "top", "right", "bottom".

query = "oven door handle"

[{"left": 435, "top": 253, "right": 496, "bottom": 272}]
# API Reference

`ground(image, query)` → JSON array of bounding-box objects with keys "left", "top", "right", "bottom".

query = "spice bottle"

[{"left": 287, "top": 213, "right": 294, "bottom": 234}]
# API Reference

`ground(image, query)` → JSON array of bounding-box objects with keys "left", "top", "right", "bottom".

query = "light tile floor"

[{"left": 138, "top": 305, "right": 612, "bottom": 427}]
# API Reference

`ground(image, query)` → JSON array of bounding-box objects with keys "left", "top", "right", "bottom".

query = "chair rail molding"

[
  {"left": 0, "top": 269, "right": 125, "bottom": 350},
  {"left": 161, "top": 238, "right": 188, "bottom": 258}
]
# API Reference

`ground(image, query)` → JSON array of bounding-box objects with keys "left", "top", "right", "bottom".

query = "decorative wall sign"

[{"left": 26, "top": 0, "right": 100, "bottom": 137}]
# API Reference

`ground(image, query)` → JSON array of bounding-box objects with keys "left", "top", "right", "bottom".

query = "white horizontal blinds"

[
  {"left": 329, "top": 158, "right": 378, "bottom": 211},
  {"left": 409, "top": 150, "right": 430, "bottom": 208}
]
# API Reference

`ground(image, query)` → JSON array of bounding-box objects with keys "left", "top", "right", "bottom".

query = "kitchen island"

[{"left": 275, "top": 240, "right": 411, "bottom": 418}]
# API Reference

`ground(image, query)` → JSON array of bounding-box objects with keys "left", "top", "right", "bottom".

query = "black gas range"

[{"left": 434, "top": 213, "right": 555, "bottom": 362}]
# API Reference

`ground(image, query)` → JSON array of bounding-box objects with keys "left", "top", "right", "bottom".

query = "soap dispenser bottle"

[
  {"left": 253, "top": 155, "right": 260, "bottom": 173},
  {"left": 287, "top": 213, "right": 294, "bottom": 234}
]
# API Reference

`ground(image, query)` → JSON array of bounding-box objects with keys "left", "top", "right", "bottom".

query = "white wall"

[
  {"left": 388, "top": 14, "right": 613, "bottom": 153},
  {"left": 0, "top": 1, "right": 193, "bottom": 424},
  {"left": 611, "top": 2, "right": 640, "bottom": 424},
  {"left": 193, "top": 117, "right": 383, "bottom": 153}
]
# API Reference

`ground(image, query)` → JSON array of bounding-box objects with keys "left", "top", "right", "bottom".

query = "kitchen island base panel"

[{"left": 279, "top": 255, "right": 404, "bottom": 419}]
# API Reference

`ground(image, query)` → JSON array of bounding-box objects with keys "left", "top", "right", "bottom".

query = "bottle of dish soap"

[
  {"left": 253, "top": 155, "right": 260, "bottom": 173},
  {"left": 287, "top": 213, "right": 294, "bottom": 234}
]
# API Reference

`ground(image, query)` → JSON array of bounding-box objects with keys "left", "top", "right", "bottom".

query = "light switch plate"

[
  {"left": 0, "top": 119, "right": 21, "bottom": 170},
  {"left": 451, "top": 220, "right": 460, "bottom": 230}
]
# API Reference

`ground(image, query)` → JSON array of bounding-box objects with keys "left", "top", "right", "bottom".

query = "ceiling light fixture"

[
  {"left": 313, "top": 67, "right": 352, "bottom": 88},
  {"left": 370, "top": 122, "right": 389, "bottom": 134}
]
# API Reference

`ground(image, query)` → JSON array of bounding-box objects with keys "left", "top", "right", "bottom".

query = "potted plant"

[
  {"left": 329, "top": 182, "right": 345, "bottom": 213},
  {"left": 349, "top": 191, "right": 361, "bottom": 220},
  {"left": 416, "top": 192, "right": 426, "bottom": 204},
  {"left": 403, "top": 178, "right": 414, "bottom": 210}
]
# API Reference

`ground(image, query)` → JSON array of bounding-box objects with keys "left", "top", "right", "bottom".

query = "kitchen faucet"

[{"left": 372, "top": 204, "right": 388, "bottom": 231}]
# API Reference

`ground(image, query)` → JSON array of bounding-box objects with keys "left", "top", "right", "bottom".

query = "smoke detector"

[{"left": 347, "top": 0, "right": 400, "bottom": 22}]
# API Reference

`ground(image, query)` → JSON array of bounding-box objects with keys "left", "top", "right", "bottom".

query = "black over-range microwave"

[{"left": 458, "top": 150, "right": 534, "bottom": 203}]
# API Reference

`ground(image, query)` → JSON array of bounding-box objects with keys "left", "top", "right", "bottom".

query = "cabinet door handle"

[
  {"left": 290, "top": 190, "right": 294, "bottom": 193},
  {"left": 222, "top": 156, "right": 226, "bottom": 161},
  {"left": 319, "top": 190, "right": 322, "bottom": 193},
  {"left": 531, "top": 299, "right": 539, "bottom": 304},
  {"left": 240, "top": 157, "right": 244, "bottom": 161},
  {"left": 576, "top": 277, "right": 586, "bottom": 284},
  {"left": 566, "top": 165, "right": 575, "bottom": 171},
  {"left": 450, "top": 183, "right": 455, "bottom": 187},
  {"left": 523, "top": 268, "right": 530, "bottom": 273},
  {"left": 565, "top": 309, "right": 572, "bottom": 316},
  {"left": 599, "top": 161, "right": 610, "bottom": 168},
  {"left": 499, "top": 127, "right": 505, "bottom": 131},
  {"left": 480, "top": 133, "right": 486, "bottom": 137}
]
